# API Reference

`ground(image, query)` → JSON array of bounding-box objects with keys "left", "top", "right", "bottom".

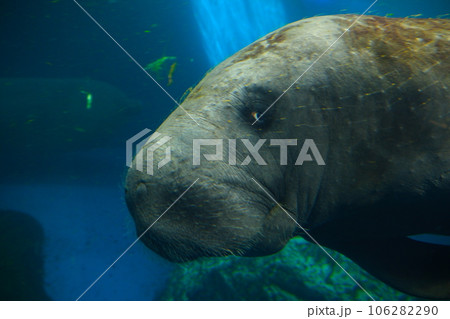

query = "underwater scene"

[{"left": 0, "top": 0, "right": 449, "bottom": 301}]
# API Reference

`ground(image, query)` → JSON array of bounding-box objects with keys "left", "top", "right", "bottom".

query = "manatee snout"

[
  {"left": 125, "top": 168, "right": 252, "bottom": 262},
  {"left": 124, "top": 133, "right": 294, "bottom": 262}
]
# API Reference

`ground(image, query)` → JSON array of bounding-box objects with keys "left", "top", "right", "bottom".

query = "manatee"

[
  {"left": 0, "top": 78, "right": 141, "bottom": 155},
  {"left": 125, "top": 15, "right": 450, "bottom": 299},
  {"left": 0, "top": 78, "right": 142, "bottom": 182}
]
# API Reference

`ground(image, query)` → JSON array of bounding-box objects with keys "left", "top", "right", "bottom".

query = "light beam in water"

[{"left": 192, "top": 0, "right": 287, "bottom": 66}]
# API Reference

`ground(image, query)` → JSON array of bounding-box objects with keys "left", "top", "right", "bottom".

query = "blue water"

[
  {"left": 0, "top": 183, "right": 171, "bottom": 300},
  {"left": 0, "top": 0, "right": 448, "bottom": 301},
  {"left": 192, "top": 0, "right": 287, "bottom": 66}
]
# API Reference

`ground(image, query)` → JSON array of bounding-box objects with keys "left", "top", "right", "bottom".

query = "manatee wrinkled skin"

[{"left": 125, "top": 15, "right": 450, "bottom": 299}]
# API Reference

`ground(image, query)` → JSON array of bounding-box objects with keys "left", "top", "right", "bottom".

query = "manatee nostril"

[{"left": 136, "top": 182, "right": 148, "bottom": 199}]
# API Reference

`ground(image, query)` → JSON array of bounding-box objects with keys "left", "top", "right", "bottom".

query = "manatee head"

[
  {"left": 124, "top": 30, "right": 310, "bottom": 261},
  {"left": 124, "top": 85, "right": 299, "bottom": 262},
  {"left": 125, "top": 16, "right": 338, "bottom": 262}
]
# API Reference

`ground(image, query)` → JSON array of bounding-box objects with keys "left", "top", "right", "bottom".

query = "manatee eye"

[{"left": 251, "top": 111, "right": 264, "bottom": 124}]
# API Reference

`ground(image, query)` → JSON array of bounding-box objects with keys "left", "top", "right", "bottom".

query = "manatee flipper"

[{"left": 325, "top": 237, "right": 450, "bottom": 299}]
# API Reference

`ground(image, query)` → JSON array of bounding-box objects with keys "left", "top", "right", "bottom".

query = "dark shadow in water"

[{"left": 0, "top": 210, "right": 51, "bottom": 300}]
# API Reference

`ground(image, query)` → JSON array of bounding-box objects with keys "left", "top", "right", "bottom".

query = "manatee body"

[{"left": 125, "top": 15, "right": 450, "bottom": 299}]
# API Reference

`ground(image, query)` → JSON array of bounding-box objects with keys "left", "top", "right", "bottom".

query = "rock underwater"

[{"left": 158, "top": 237, "right": 419, "bottom": 301}]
